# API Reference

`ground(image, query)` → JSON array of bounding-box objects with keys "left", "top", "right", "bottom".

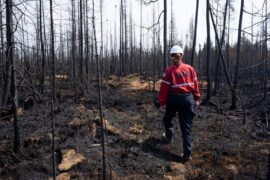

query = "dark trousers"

[{"left": 163, "top": 93, "right": 195, "bottom": 156}]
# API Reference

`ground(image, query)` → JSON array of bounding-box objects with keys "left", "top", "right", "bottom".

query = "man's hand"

[
  {"left": 159, "top": 105, "right": 166, "bottom": 113},
  {"left": 194, "top": 100, "right": 200, "bottom": 108}
]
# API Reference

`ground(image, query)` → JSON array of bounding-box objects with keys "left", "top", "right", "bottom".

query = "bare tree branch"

[
  {"left": 141, "top": 10, "right": 164, "bottom": 30},
  {"left": 142, "top": 0, "right": 159, "bottom": 5}
]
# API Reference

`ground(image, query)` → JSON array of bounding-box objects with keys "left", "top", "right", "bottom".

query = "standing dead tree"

[
  {"left": 0, "top": 0, "right": 4, "bottom": 106},
  {"left": 205, "top": 0, "right": 211, "bottom": 103},
  {"left": 71, "top": 0, "right": 77, "bottom": 98},
  {"left": 49, "top": 0, "right": 56, "bottom": 178},
  {"left": 231, "top": 0, "right": 244, "bottom": 109},
  {"left": 263, "top": 0, "right": 268, "bottom": 99},
  {"left": 5, "top": 0, "right": 20, "bottom": 153},
  {"left": 190, "top": 0, "right": 199, "bottom": 67},
  {"left": 2, "top": 1, "right": 12, "bottom": 107},
  {"left": 92, "top": 0, "right": 106, "bottom": 179},
  {"left": 213, "top": 0, "right": 229, "bottom": 95},
  {"left": 209, "top": 7, "right": 232, "bottom": 90},
  {"left": 119, "top": 0, "right": 123, "bottom": 74},
  {"left": 84, "top": 0, "right": 90, "bottom": 90},
  {"left": 163, "top": 0, "right": 167, "bottom": 71},
  {"left": 139, "top": 0, "right": 142, "bottom": 72},
  {"left": 124, "top": 0, "right": 128, "bottom": 74},
  {"left": 39, "top": 0, "right": 46, "bottom": 95},
  {"left": 100, "top": 0, "right": 104, "bottom": 75},
  {"left": 79, "top": 0, "right": 84, "bottom": 95}
]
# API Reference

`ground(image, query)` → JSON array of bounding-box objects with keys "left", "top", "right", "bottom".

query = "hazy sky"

[
  {"left": 20, "top": 0, "right": 267, "bottom": 52},
  {"left": 101, "top": 0, "right": 267, "bottom": 50}
]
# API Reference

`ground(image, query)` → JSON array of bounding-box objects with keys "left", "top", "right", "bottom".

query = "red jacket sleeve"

[
  {"left": 158, "top": 68, "right": 171, "bottom": 106},
  {"left": 192, "top": 69, "right": 200, "bottom": 101}
]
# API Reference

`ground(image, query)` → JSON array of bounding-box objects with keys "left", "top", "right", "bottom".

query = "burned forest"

[{"left": 0, "top": 0, "right": 269, "bottom": 179}]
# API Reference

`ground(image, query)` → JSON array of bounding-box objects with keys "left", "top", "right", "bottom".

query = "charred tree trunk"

[
  {"left": 2, "top": 0, "right": 12, "bottom": 107},
  {"left": 49, "top": 0, "right": 56, "bottom": 178},
  {"left": 119, "top": 0, "right": 123, "bottom": 74},
  {"left": 163, "top": 0, "right": 167, "bottom": 71},
  {"left": 152, "top": 6, "right": 156, "bottom": 76},
  {"left": 226, "top": 0, "right": 231, "bottom": 76},
  {"left": 129, "top": 2, "right": 134, "bottom": 73},
  {"left": 209, "top": 7, "right": 232, "bottom": 89},
  {"left": 213, "top": 0, "right": 229, "bottom": 94},
  {"left": 139, "top": 0, "right": 142, "bottom": 73},
  {"left": 124, "top": 0, "right": 128, "bottom": 74},
  {"left": 251, "top": 1, "right": 254, "bottom": 86},
  {"left": 79, "top": 0, "right": 84, "bottom": 95},
  {"left": 169, "top": 0, "right": 173, "bottom": 48},
  {"left": 85, "top": 0, "right": 90, "bottom": 90},
  {"left": 205, "top": 0, "right": 211, "bottom": 102},
  {"left": 71, "top": 0, "right": 77, "bottom": 97},
  {"left": 190, "top": 0, "right": 199, "bottom": 67},
  {"left": 112, "top": 5, "right": 117, "bottom": 74},
  {"left": 100, "top": 0, "right": 104, "bottom": 75},
  {"left": 6, "top": 0, "right": 20, "bottom": 153},
  {"left": 231, "top": 0, "right": 244, "bottom": 109},
  {"left": 263, "top": 1, "right": 268, "bottom": 98},
  {"left": 39, "top": 0, "right": 46, "bottom": 95},
  {"left": 92, "top": 1, "right": 106, "bottom": 179},
  {"left": 0, "top": 0, "right": 4, "bottom": 106},
  {"left": 49, "top": 0, "right": 56, "bottom": 100}
]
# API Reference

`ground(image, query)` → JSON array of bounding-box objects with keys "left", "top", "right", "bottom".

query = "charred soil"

[{"left": 0, "top": 74, "right": 269, "bottom": 179}]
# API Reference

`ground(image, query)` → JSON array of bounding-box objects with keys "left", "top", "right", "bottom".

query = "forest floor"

[{"left": 0, "top": 74, "right": 269, "bottom": 179}]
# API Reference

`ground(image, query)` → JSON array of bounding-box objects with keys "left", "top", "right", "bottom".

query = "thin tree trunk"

[
  {"left": 213, "top": 0, "right": 229, "bottom": 94},
  {"left": 226, "top": 0, "right": 231, "bottom": 76},
  {"left": 92, "top": 1, "right": 106, "bottom": 179},
  {"left": 113, "top": 4, "right": 117, "bottom": 74},
  {"left": 251, "top": 1, "right": 254, "bottom": 86},
  {"left": 6, "top": 0, "right": 20, "bottom": 153},
  {"left": 152, "top": 6, "right": 156, "bottom": 76},
  {"left": 119, "top": 0, "right": 123, "bottom": 74},
  {"left": 71, "top": 0, "right": 77, "bottom": 97},
  {"left": 190, "top": 0, "right": 199, "bottom": 67},
  {"left": 0, "top": 0, "right": 4, "bottom": 106},
  {"left": 49, "top": 0, "right": 56, "bottom": 178},
  {"left": 139, "top": 0, "right": 142, "bottom": 73},
  {"left": 205, "top": 0, "right": 211, "bottom": 102},
  {"left": 209, "top": 7, "right": 232, "bottom": 88},
  {"left": 163, "top": 0, "right": 167, "bottom": 71},
  {"left": 231, "top": 0, "right": 244, "bottom": 109},
  {"left": 79, "top": 0, "right": 84, "bottom": 95},
  {"left": 42, "top": 1, "right": 48, "bottom": 77},
  {"left": 124, "top": 0, "right": 128, "bottom": 74},
  {"left": 39, "top": 0, "right": 45, "bottom": 95},
  {"left": 129, "top": 1, "right": 134, "bottom": 73},
  {"left": 169, "top": 0, "right": 173, "bottom": 48},
  {"left": 36, "top": 0, "right": 41, "bottom": 83},
  {"left": 2, "top": 1, "right": 12, "bottom": 107},
  {"left": 85, "top": 0, "right": 89, "bottom": 90},
  {"left": 263, "top": 0, "right": 268, "bottom": 98},
  {"left": 100, "top": 0, "right": 104, "bottom": 75}
]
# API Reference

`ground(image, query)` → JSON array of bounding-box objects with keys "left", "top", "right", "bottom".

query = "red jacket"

[{"left": 158, "top": 62, "right": 200, "bottom": 106}]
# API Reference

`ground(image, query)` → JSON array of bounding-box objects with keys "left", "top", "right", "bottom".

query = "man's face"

[{"left": 170, "top": 53, "right": 182, "bottom": 66}]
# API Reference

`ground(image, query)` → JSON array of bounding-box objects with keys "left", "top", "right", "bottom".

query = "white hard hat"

[{"left": 170, "top": 45, "right": 184, "bottom": 55}]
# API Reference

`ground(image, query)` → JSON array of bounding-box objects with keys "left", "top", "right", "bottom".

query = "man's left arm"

[{"left": 192, "top": 69, "right": 200, "bottom": 107}]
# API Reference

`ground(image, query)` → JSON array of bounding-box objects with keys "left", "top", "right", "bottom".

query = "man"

[{"left": 158, "top": 45, "right": 200, "bottom": 162}]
